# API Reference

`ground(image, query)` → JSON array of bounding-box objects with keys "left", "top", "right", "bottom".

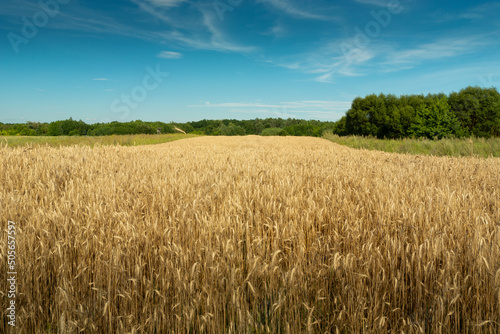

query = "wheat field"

[{"left": 1, "top": 136, "right": 499, "bottom": 333}]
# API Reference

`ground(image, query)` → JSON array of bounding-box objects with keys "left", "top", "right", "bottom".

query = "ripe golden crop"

[{"left": 1, "top": 136, "right": 499, "bottom": 333}]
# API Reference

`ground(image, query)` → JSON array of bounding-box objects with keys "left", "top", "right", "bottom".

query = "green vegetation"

[
  {"left": 408, "top": 96, "right": 463, "bottom": 139},
  {"left": 323, "top": 132, "right": 500, "bottom": 158},
  {"left": 339, "top": 86, "right": 500, "bottom": 139},
  {"left": 1, "top": 86, "right": 499, "bottom": 142},
  {"left": 261, "top": 127, "right": 288, "bottom": 136},
  {"left": 213, "top": 122, "right": 247, "bottom": 136},
  {"left": 0, "top": 118, "right": 335, "bottom": 138},
  {"left": 187, "top": 118, "right": 333, "bottom": 136},
  {"left": 0, "top": 119, "right": 182, "bottom": 137},
  {"left": 0, "top": 133, "right": 200, "bottom": 148}
]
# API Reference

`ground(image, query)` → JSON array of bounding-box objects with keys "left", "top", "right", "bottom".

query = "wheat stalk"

[{"left": 0, "top": 137, "right": 498, "bottom": 333}]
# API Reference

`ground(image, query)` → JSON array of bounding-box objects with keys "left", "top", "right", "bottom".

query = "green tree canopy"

[{"left": 409, "top": 96, "right": 463, "bottom": 139}]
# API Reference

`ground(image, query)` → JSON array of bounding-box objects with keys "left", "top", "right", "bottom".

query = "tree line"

[
  {"left": 1, "top": 86, "right": 499, "bottom": 139},
  {"left": 0, "top": 118, "right": 336, "bottom": 137},
  {"left": 336, "top": 86, "right": 500, "bottom": 139}
]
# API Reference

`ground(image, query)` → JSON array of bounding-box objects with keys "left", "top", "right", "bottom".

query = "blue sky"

[{"left": 1, "top": 0, "right": 499, "bottom": 123}]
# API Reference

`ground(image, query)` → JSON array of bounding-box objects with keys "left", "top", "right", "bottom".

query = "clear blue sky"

[{"left": 1, "top": 0, "right": 499, "bottom": 123}]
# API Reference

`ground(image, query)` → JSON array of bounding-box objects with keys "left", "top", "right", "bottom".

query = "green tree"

[
  {"left": 409, "top": 96, "right": 462, "bottom": 139},
  {"left": 332, "top": 116, "right": 347, "bottom": 136},
  {"left": 345, "top": 97, "right": 378, "bottom": 136},
  {"left": 217, "top": 122, "right": 246, "bottom": 136},
  {"left": 449, "top": 86, "right": 500, "bottom": 137},
  {"left": 47, "top": 121, "right": 63, "bottom": 136}
]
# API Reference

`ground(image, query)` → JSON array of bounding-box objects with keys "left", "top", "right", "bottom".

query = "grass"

[
  {"left": 323, "top": 132, "right": 500, "bottom": 158},
  {"left": 0, "top": 133, "right": 201, "bottom": 148},
  {"left": 1, "top": 136, "right": 499, "bottom": 333}
]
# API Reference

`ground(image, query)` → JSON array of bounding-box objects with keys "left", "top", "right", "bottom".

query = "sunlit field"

[
  {"left": 0, "top": 133, "right": 200, "bottom": 148},
  {"left": 1, "top": 136, "right": 499, "bottom": 333}
]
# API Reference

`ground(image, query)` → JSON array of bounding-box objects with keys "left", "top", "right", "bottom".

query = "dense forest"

[
  {"left": 338, "top": 86, "right": 500, "bottom": 139},
  {"left": 1, "top": 86, "right": 499, "bottom": 139}
]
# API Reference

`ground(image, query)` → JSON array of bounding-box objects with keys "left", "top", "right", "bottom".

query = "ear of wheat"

[{"left": 1, "top": 136, "right": 498, "bottom": 333}]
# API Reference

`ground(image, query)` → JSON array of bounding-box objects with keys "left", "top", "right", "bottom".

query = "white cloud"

[
  {"left": 266, "top": 30, "right": 499, "bottom": 83},
  {"left": 285, "top": 100, "right": 352, "bottom": 110},
  {"left": 315, "top": 72, "right": 335, "bottom": 83},
  {"left": 189, "top": 100, "right": 353, "bottom": 110},
  {"left": 130, "top": 0, "right": 175, "bottom": 24},
  {"left": 459, "top": 2, "right": 500, "bottom": 20},
  {"left": 383, "top": 36, "right": 491, "bottom": 68},
  {"left": 270, "top": 24, "right": 287, "bottom": 38},
  {"left": 157, "top": 51, "right": 183, "bottom": 59},
  {"left": 258, "top": 0, "right": 335, "bottom": 20},
  {"left": 197, "top": 8, "right": 258, "bottom": 53},
  {"left": 266, "top": 38, "right": 376, "bottom": 83},
  {"left": 353, "top": 0, "right": 389, "bottom": 7},
  {"left": 188, "top": 100, "right": 351, "bottom": 120},
  {"left": 144, "top": 0, "right": 186, "bottom": 8},
  {"left": 93, "top": 78, "right": 109, "bottom": 81},
  {"left": 128, "top": 1, "right": 258, "bottom": 53}
]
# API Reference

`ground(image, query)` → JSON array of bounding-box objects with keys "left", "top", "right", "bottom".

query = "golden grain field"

[{"left": 1, "top": 136, "right": 499, "bottom": 333}]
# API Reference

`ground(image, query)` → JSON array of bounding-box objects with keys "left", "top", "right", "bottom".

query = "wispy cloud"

[
  {"left": 2, "top": 0, "right": 257, "bottom": 55},
  {"left": 383, "top": 36, "right": 491, "bottom": 67},
  {"left": 144, "top": 0, "right": 186, "bottom": 8},
  {"left": 189, "top": 100, "right": 351, "bottom": 119},
  {"left": 0, "top": 0, "right": 40, "bottom": 18},
  {"left": 4, "top": 0, "right": 497, "bottom": 91},
  {"left": 198, "top": 8, "right": 258, "bottom": 53},
  {"left": 190, "top": 100, "right": 351, "bottom": 110},
  {"left": 157, "top": 51, "right": 183, "bottom": 59},
  {"left": 284, "top": 100, "right": 352, "bottom": 110},
  {"left": 129, "top": 0, "right": 258, "bottom": 53},
  {"left": 456, "top": 2, "right": 500, "bottom": 21},
  {"left": 267, "top": 38, "right": 377, "bottom": 82},
  {"left": 258, "top": 0, "right": 336, "bottom": 20},
  {"left": 353, "top": 0, "right": 389, "bottom": 7},
  {"left": 266, "top": 30, "right": 499, "bottom": 83},
  {"left": 269, "top": 23, "right": 287, "bottom": 38},
  {"left": 468, "top": 2, "right": 500, "bottom": 18},
  {"left": 130, "top": 0, "right": 175, "bottom": 25},
  {"left": 428, "top": 3, "right": 500, "bottom": 23},
  {"left": 315, "top": 72, "right": 335, "bottom": 83}
]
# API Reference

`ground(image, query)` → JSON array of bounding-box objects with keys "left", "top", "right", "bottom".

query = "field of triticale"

[{"left": 1, "top": 136, "right": 499, "bottom": 333}]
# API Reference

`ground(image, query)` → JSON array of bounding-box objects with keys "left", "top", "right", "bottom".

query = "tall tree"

[
  {"left": 409, "top": 96, "right": 462, "bottom": 139},
  {"left": 449, "top": 86, "right": 500, "bottom": 137}
]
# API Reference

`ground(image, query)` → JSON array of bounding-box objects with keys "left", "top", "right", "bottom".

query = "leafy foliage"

[
  {"left": 1, "top": 86, "right": 499, "bottom": 139},
  {"left": 448, "top": 86, "right": 500, "bottom": 137},
  {"left": 342, "top": 87, "right": 500, "bottom": 139},
  {"left": 261, "top": 127, "right": 289, "bottom": 136},
  {"left": 215, "top": 122, "right": 247, "bottom": 136},
  {"left": 409, "top": 96, "right": 463, "bottom": 139}
]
